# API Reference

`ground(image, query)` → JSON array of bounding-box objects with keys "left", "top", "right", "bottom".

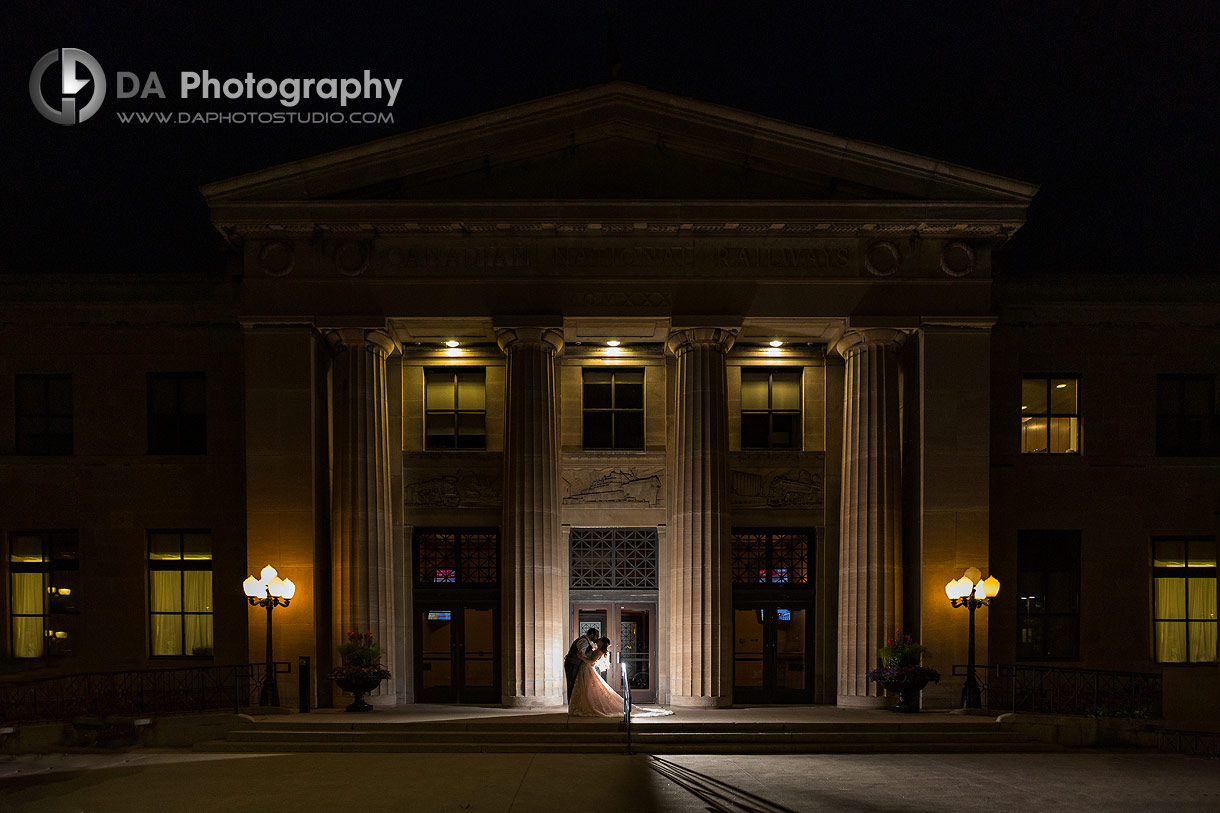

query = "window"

[
  {"left": 147, "top": 373, "right": 206, "bottom": 454},
  {"left": 1153, "top": 538, "right": 1217, "bottom": 663},
  {"left": 1021, "top": 376, "right": 1079, "bottom": 454},
  {"left": 15, "top": 374, "right": 73, "bottom": 455},
  {"left": 1157, "top": 375, "right": 1219, "bottom": 456},
  {"left": 582, "top": 368, "right": 644, "bottom": 450},
  {"left": 731, "top": 530, "right": 811, "bottom": 585},
  {"left": 414, "top": 529, "right": 499, "bottom": 587},
  {"left": 148, "top": 531, "right": 213, "bottom": 657},
  {"left": 569, "top": 528, "right": 657, "bottom": 589},
  {"left": 425, "top": 369, "right": 486, "bottom": 450},
  {"left": 1017, "top": 530, "right": 1080, "bottom": 660},
  {"left": 741, "top": 369, "right": 801, "bottom": 450},
  {"left": 9, "top": 531, "right": 79, "bottom": 658}
]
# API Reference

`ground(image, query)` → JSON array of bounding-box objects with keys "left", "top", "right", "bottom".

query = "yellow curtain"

[
  {"left": 183, "top": 571, "right": 213, "bottom": 655},
  {"left": 11, "top": 572, "right": 45, "bottom": 658},
  {"left": 1188, "top": 577, "right": 1217, "bottom": 662},
  {"left": 1155, "top": 577, "right": 1186, "bottom": 662},
  {"left": 150, "top": 571, "right": 181, "bottom": 655}
]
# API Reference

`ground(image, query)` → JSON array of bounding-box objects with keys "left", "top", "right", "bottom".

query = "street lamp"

[
  {"left": 243, "top": 564, "right": 296, "bottom": 707},
  {"left": 945, "top": 566, "right": 1000, "bottom": 709}
]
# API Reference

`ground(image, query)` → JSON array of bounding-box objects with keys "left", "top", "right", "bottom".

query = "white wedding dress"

[{"left": 568, "top": 654, "right": 673, "bottom": 718}]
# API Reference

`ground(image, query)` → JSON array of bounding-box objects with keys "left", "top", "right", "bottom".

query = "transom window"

[
  {"left": 147, "top": 372, "right": 206, "bottom": 454},
  {"left": 1021, "top": 376, "right": 1079, "bottom": 454},
  {"left": 415, "top": 529, "right": 499, "bottom": 587},
  {"left": 582, "top": 368, "right": 644, "bottom": 450},
  {"left": 1153, "top": 537, "right": 1217, "bottom": 663},
  {"left": 15, "top": 374, "right": 73, "bottom": 455},
  {"left": 741, "top": 369, "right": 801, "bottom": 450},
  {"left": 1156, "top": 374, "right": 1219, "bottom": 456},
  {"left": 148, "top": 531, "right": 213, "bottom": 657},
  {"left": 425, "top": 368, "right": 486, "bottom": 450},
  {"left": 1017, "top": 530, "right": 1080, "bottom": 660},
  {"left": 569, "top": 528, "right": 657, "bottom": 589},
  {"left": 9, "top": 531, "right": 79, "bottom": 658},
  {"left": 731, "top": 530, "right": 811, "bottom": 585}
]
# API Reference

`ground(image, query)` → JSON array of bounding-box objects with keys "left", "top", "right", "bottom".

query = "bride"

[{"left": 568, "top": 637, "right": 673, "bottom": 718}]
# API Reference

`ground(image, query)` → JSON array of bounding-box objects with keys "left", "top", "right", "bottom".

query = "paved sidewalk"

[{"left": 2, "top": 750, "right": 1217, "bottom": 812}]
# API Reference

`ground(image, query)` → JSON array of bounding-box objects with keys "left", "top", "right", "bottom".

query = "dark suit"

[{"left": 564, "top": 634, "right": 594, "bottom": 701}]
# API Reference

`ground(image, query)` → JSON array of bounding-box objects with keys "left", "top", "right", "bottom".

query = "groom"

[{"left": 564, "top": 627, "right": 599, "bottom": 701}]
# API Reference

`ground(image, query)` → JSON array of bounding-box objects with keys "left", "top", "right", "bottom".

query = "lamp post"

[
  {"left": 243, "top": 565, "right": 296, "bottom": 707},
  {"left": 945, "top": 567, "right": 1000, "bottom": 709}
]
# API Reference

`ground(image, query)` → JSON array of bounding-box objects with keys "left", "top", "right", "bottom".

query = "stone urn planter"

[
  {"left": 867, "top": 630, "right": 940, "bottom": 714},
  {"left": 881, "top": 679, "right": 929, "bottom": 713},
  {"left": 334, "top": 673, "right": 385, "bottom": 713}
]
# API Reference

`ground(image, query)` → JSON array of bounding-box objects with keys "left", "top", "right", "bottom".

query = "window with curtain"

[
  {"left": 741, "top": 369, "right": 801, "bottom": 450},
  {"left": 15, "top": 374, "right": 73, "bottom": 455},
  {"left": 582, "top": 368, "right": 644, "bottom": 449},
  {"left": 424, "top": 368, "right": 486, "bottom": 450},
  {"left": 1017, "top": 530, "right": 1081, "bottom": 660},
  {"left": 1153, "top": 537, "right": 1217, "bottom": 663},
  {"left": 149, "top": 531, "right": 213, "bottom": 657},
  {"left": 1156, "top": 374, "right": 1220, "bottom": 456},
  {"left": 147, "top": 372, "right": 206, "bottom": 454},
  {"left": 1021, "top": 376, "right": 1079, "bottom": 454},
  {"left": 9, "top": 531, "right": 79, "bottom": 658}
]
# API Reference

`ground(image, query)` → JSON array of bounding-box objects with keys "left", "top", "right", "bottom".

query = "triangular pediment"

[{"left": 203, "top": 82, "right": 1036, "bottom": 207}]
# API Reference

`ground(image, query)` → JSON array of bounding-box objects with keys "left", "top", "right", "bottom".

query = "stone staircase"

[{"left": 196, "top": 717, "right": 1060, "bottom": 755}]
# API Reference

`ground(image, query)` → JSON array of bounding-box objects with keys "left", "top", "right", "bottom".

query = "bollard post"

[{"left": 298, "top": 656, "right": 311, "bottom": 713}]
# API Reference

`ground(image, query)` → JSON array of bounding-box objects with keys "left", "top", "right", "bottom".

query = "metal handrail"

[
  {"left": 0, "top": 661, "right": 291, "bottom": 723},
  {"left": 621, "top": 661, "right": 632, "bottom": 755},
  {"left": 953, "top": 663, "right": 1162, "bottom": 719}
]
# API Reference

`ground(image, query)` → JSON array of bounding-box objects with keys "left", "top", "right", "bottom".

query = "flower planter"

[
  {"left": 334, "top": 674, "right": 384, "bottom": 712},
  {"left": 881, "top": 679, "right": 928, "bottom": 713}
]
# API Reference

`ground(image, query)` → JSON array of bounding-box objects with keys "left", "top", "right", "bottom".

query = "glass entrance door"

[
  {"left": 733, "top": 600, "right": 812, "bottom": 703},
  {"left": 416, "top": 602, "right": 499, "bottom": 703},
  {"left": 570, "top": 602, "right": 656, "bottom": 703}
]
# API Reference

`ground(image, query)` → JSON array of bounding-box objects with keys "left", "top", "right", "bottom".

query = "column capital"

[
  {"left": 495, "top": 327, "right": 564, "bottom": 355},
  {"left": 324, "top": 328, "right": 397, "bottom": 357},
  {"left": 665, "top": 326, "right": 738, "bottom": 357},
  {"left": 833, "top": 327, "right": 910, "bottom": 359}
]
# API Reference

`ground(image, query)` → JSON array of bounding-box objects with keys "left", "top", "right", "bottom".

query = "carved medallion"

[
  {"left": 865, "top": 240, "right": 900, "bottom": 276},
  {"left": 940, "top": 241, "right": 975, "bottom": 277},
  {"left": 258, "top": 240, "right": 294, "bottom": 276}
]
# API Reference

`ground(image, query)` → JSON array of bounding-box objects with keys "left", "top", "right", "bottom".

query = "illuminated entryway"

[{"left": 569, "top": 527, "right": 658, "bottom": 703}]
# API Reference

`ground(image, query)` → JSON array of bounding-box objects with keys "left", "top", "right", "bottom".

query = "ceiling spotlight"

[
  {"left": 769, "top": 340, "right": 783, "bottom": 348},
  {"left": 607, "top": 340, "right": 621, "bottom": 347},
  {"left": 1055, "top": 382, "right": 1067, "bottom": 388},
  {"left": 445, "top": 340, "right": 459, "bottom": 348}
]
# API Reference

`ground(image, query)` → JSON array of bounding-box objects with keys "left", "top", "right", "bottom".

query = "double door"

[
  {"left": 415, "top": 600, "right": 499, "bottom": 703},
  {"left": 733, "top": 598, "right": 813, "bottom": 703},
  {"left": 570, "top": 601, "right": 656, "bottom": 703}
]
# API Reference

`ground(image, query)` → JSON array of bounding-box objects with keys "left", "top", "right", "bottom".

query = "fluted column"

[
  {"left": 835, "top": 328, "right": 906, "bottom": 708},
  {"left": 666, "top": 326, "right": 737, "bottom": 707},
  {"left": 496, "top": 326, "right": 565, "bottom": 707},
  {"left": 328, "top": 327, "right": 397, "bottom": 701}
]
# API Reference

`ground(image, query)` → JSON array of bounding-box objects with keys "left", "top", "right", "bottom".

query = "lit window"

[
  {"left": 1153, "top": 538, "right": 1217, "bottom": 663},
  {"left": 149, "top": 531, "right": 213, "bottom": 657},
  {"left": 582, "top": 368, "right": 644, "bottom": 450},
  {"left": 425, "top": 369, "right": 486, "bottom": 450},
  {"left": 9, "top": 531, "right": 79, "bottom": 658},
  {"left": 147, "top": 372, "right": 206, "bottom": 455},
  {"left": 1021, "top": 376, "right": 1079, "bottom": 454},
  {"left": 15, "top": 374, "right": 73, "bottom": 455},
  {"left": 731, "top": 531, "right": 810, "bottom": 585},
  {"left": 1017, "top": 530, "right": 1080, "bottom": 660},
  {"left": 741, "top": 369, "right": 801, "bottom": 450},
  {"left": 415, "top": 529, "right": 499, "bottom": 588},
  {"left": 1156, "top": 375, "right": 1219, "bottom": 456}
]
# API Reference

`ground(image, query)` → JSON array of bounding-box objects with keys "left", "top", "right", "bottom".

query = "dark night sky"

[{"left": 4, "top": 2, "right": 1218, "bottom": 278}]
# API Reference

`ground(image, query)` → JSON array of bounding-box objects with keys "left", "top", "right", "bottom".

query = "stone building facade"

[{"left": 2, "top": 84, "right": 1215, "bottom": 720}]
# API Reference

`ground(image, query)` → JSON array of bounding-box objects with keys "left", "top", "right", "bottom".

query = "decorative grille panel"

[
  {"left": 731, "top": 530, "right": 811, "bottom": 585},
  {"left": 570, "top": 528, "right": 657, "bottom": 589},
  {"left": 416, "top": 529, "right": 499, "bottom": 587}
]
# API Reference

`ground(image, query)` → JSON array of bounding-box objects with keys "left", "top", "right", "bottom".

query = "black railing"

[
  {"left": 1159, "top": 729, "right": 1220, "bottom": 760},
  {"left": 0, "top": 662, "right": 291, "bottom": 724},
  {"left": 954, "top": 663, "right": 1162, "bottom": 719}
]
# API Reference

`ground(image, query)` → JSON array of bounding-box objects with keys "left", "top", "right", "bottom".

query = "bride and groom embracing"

[{"left": 563, "top": 627, "right": 673, "bottom": 718}]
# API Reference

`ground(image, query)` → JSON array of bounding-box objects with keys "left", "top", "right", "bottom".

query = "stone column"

[
  {"left": 496, "top": 326, "right": 565, "bottom": 707},
  {"left": 835, "top": 328, "right": 907, "bottom": 708},
  {"left": 327, "top": 327, "right": 397, "bottom": 702},
  {"left": 665, "top": 326, "right": 737, "bottom": 707}
]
